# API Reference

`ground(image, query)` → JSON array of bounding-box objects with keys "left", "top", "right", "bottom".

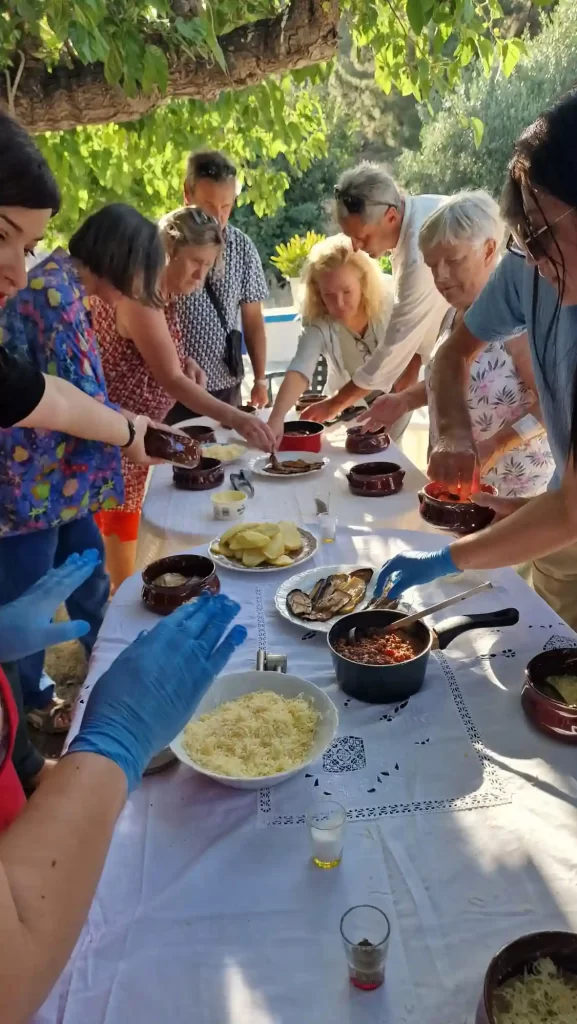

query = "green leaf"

[
  {"left": 406, "top": 0, "right": 426, "bottom": 36},
  {"left": 470, "top": 116, "right": 484, "bottom": 148},
  {"left": 199, "top": 9, "right": 227, "bottom": 74},
  {"left": 141, "top": 45, "right": 169, "bottom": 95}
]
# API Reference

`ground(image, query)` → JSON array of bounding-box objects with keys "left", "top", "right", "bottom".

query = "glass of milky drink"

[
  {"left": 340, "top": 905, "right": 391, "bottom": 990},
  {"left": 306, "top": 800, "right": 346, "bottom": 869}
]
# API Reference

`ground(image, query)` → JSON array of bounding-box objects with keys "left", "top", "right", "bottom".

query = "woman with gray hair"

[
  {"left": 332, "top": 163, "right": 449, "bottom": 425},
  {"left": 93, "top": 206, "right": 275, "bottom": 589},
  {"left": 359, "top": 190, "right": 553, "bottom": 496}
]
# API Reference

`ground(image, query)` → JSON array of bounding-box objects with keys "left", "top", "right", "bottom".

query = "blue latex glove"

[
  {"left": 68, "top": 593, "right": 247, "bottom": 791},
  {"left": 0, "top": 550, "right": 100, "bottom": 662},
  {"left": 374, "top": 547, "right": 460, "bottom": 601}
]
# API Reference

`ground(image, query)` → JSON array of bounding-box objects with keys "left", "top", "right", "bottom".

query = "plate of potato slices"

[{"left": 209, "top": 520, "right": 317, "bottom": 572}]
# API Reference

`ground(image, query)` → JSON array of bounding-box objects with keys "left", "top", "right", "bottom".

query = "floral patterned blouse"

[
  {"left": 0, "top": 249, "right": 123, "bottom": 537},
  {"left": 428, "top": 310, "right": 554, "bottom": 497}
]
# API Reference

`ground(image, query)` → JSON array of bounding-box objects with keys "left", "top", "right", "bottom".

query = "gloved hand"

[
  {"left": 0, "top": 550, "right": 100, "bottom": 662},
  {"left": 374, "top": 547, "right": 460, "bottom": 601},
  {"left": 68, "top": 593, "right": 247, "bottom": 791}
]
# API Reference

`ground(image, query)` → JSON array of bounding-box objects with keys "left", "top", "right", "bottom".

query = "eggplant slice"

[{"left": 286, "top": 568, "right": 374, "bottom": 621}]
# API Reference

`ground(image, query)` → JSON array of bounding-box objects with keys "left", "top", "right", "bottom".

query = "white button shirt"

[{"left": 352, "top": 194, "right": 450, "bottom": 392}]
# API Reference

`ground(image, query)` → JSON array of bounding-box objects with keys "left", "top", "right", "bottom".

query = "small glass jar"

[{"left": 340, "top": 905, "right": 391, "bottom": 989}]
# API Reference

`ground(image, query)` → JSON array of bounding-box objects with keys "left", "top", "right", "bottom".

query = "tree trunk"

[{"left": 0, "top": 0, "right": 339, "bottom": 134}]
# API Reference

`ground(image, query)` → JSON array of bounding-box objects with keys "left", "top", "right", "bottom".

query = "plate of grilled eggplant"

[{"left": 275, "top": 564, "right": 405, "bottom": 633}]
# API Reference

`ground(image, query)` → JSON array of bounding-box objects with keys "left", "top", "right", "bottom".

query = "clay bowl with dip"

[
  {"left": 172, "top": 457, "right": 224, "bottom": 491},
  {"left": 418, "top": 481, "right": 497, "bottom": 534},
  {"left": 346, "top": 426, "right": 390, "bottom": 456},
  {"left": 347, "top": 461, "right": 405, "bottom": 497},
  {"left": 328, "top": 606, "right": 519, "bottom": 704},
  {"left": 143, "top": 426, "right": 201, "bottom": 467},
  {"left": 521, "top": 647, "right": 577, "bottom": 743},
  {"left": 279, "top": 421, "right": 324, "bottom": 454},
  {"left": 476, "top": 930, "right": 577, "bottom": 1024},
  {"left": 141, "top": 553, "right": 220, "bottom": 615},
  {"left": 180, "top": 423, "right": 217, "bottom": 445}
]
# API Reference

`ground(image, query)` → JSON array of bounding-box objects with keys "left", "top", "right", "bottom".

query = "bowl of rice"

[
  {"left": 170, "top": 670, "right": 339, "bottom": 790},
  {"left": 476, "top": 930, "right": 577, "bottom": 1023}
]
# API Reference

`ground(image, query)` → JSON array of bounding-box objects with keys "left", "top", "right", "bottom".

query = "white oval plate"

[
  {"left": 275, "top": 563, "right": 411, "bottom": 633},
  {"left": 209, "top": 526, "right": 318, "bottom": 573},
  {"left": 249, "top": 451, "right": 329, "bottom": 479}
]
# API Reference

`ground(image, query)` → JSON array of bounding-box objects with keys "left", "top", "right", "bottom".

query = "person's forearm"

[
  {"left": 0, "top": 753, "right": 126, "bottom": 1023},
  {"left": 429, "top": 325, "right": 482, "bottom": 439},
  {"left": 331, "top": 379, "right": 371, "bottom": 414},
  {"left": 269, "top": 371, "right": 308, "bottom": 421},
  {"left": 244, "top": 323, "right": 267, "bottom": 381},
  {"left": 450, "top": 489, "right": 577, "bottom": 570},
  {"left": 392, "top": 353, "right": 421, "bottom": 393},
  {"left": 18, "top": 376, "right": 132, "bottom": 446},
  {"left": 401, "top": 381, "right": 427, "bottom": 413},
  {"left": 480, "top": 401, "right": 546, "bottom": 471}
]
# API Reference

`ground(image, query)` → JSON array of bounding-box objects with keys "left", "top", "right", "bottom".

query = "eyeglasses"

[
  {"left": 506, "top": 206, "right": 577, "bottom": 260},
  {"left": 333, "top": 186, "right": 397, "bottom": 217}
]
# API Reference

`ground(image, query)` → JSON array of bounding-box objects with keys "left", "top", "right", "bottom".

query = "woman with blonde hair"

[
  {"left": 267, "top": 233, "right": 394, "bottom": 444},
  {"left": 94, "top": 206, "right": 275, "bottom": 589},
  {"left": 359, "top": 190, "right": 553, "bottom": 496}
]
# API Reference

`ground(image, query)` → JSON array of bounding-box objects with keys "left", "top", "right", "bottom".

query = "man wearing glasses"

[
  {"left": 331, "top": 162, "right": 449, "bottom": 436},
  {"left": 165, "top": 151, "right": 269, "bottom": 424}
]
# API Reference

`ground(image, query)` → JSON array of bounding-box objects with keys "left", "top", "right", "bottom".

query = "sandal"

[{"left": 27, "top": 698, "right": 74, "bottom": 735}]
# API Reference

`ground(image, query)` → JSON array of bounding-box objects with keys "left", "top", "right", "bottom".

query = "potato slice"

[
  {"left": 279, "top": 521, "right": 303, "bottom": 552},
  {"left": 230, "top": 529, "right": 269, "bottom": 551},
  {"left": 263, "top": 532, "right": 285, "bottom": 561},
  {"left": 257, "top": 523, "right": 282, "bottom": 539},
  {"left": 242, "top": 548, "right": 267, "bottom": 567},
  {"left": 271, "top": 554, "right": 294, "bottom": 566},
  {"left": 220, "top": 522, "right": 260, "bottom": 544}
]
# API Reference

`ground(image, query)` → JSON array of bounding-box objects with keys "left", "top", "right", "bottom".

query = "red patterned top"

[{"left": 92, "top": 298, "right": 186, "bottom": 513}]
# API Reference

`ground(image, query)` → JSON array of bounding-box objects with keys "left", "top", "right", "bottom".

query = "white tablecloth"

[
  {"left": 136, "top": 415, "right": 435, "bottom": 568},
  {"left": 38, "top": 528, "right": 577, "bottom": 1024}
]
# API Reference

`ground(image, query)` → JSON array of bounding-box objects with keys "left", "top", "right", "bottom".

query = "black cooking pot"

[{"left": 328, "top": 607, "right": 519, "bottom": 704}]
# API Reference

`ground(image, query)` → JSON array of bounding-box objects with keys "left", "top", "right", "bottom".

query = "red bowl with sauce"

[
  {"left": 141, "top": 553, "right": 220, "bottom": 615},
  {"left": 279, "top": 421, "right": 324, "bottom": 453},
  {"left": 476, "top": 930, "right": 577, "bottom": 1024},
  {"left": 418, "top": 481, "right": 497, "bottom": 534},
  {"left": 521, "top": 647, "right": 577, "bottom": 743}
]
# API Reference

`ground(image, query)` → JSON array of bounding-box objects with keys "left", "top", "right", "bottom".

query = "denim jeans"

[{"left": 0, "top": 515, "right": 109, "bottom": 709}]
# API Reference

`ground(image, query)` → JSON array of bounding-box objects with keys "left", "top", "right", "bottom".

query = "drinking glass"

[
  {"left": 340, "top": 905, "right": 390, "bottom": 989},
  {"left": 306, "top": 800, "right": 346, "bottom": 868}
]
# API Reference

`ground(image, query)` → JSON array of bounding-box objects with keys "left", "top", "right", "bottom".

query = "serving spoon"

[{"left": 348, "top": 581, "right": 493, "bottom": 643}]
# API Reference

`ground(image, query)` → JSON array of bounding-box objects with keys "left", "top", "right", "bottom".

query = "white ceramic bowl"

[{"left": 170, "top": 670, "right": 339, "bottom": 790}]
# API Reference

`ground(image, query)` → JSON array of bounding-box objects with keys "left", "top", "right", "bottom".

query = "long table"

[
  {"left": 136, "top": 416, "right": 435, "bottom": 568},
  {"left": 37, "top": 444, "right": 577, "bottom": 1024}
]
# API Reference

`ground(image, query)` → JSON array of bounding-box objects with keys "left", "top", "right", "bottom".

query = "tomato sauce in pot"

[{"left": 333, "top": 629, "right": 423, "bottom": 666}]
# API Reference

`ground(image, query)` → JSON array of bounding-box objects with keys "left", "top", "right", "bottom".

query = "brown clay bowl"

[
  {"left": 419, "top": 481, "right": 497, "bottom": 534},
  {"left": 521, "top": 647, "right": 577, "bottom": 743},
  {"left": 346, "top": 426, "right": 391, "bottom": 456},
  {"left": 181, "top": 424, "right": 217, "bottom": 445},
  {"left": 172, "top": 457, "right": 224, "bottom": 491},
  {"left": 476, "top": 930, "right": 577, "bottom": 1023},
  {"left": 279, "top": 420, "right": 324, "bottom": 453},
  {"left": 144, "top": 426, "right": 201, "bottom": 467},
  {"left": 141, "top": 553, "right": 220, "bottom": 616},
  {"left": 295, "top": 393, "right": 326, "bottom": 413},
  {"left": 347, "top": 460, "right": 405, "bottom": 497}
]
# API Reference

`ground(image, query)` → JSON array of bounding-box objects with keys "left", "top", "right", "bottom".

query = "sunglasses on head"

[
  {"left": 334, "top": 186, "right": 398, "bottom": 218},
  {"left": 506, "top": 205, "right": 577, "bottom": 260},
  {"left": 195, "top": 159, "right": 237, "bottom": 181}
]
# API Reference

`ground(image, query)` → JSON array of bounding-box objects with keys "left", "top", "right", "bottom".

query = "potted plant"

[{"left": 270, "top": 231, "right": 326, "bottom": 307}]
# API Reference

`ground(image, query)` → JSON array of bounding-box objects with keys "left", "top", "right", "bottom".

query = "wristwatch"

[{"left": 120, "top": 417, "right": 136, "bottom": 448}]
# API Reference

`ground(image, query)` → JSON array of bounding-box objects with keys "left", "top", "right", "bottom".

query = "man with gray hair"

[{"left": 331, "top": 162, "right": 449, "bottom": 434}]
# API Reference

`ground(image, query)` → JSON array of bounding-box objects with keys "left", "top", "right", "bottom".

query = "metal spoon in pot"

[{"left": 348, "top": 581, "right": 494, "bottom": 643}]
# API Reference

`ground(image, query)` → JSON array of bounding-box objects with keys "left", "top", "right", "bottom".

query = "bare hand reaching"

[
  {"left": 231, "top": 410, "right": 277, "bottom": 452},
  {"left": 357, "top": 393, "right": 410, "bottom": 433},
  {"left": 427, "top": 434, "right": 480, "bottom": 499}
]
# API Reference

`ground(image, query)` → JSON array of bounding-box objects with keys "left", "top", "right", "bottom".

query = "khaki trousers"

[{"left": 532, "top": 542, "right": 577, "bottom": 631}]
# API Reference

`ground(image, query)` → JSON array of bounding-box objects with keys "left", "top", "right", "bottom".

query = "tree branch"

[{"left": 0, "top": 0, "right": 339, "bottom": 134}]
